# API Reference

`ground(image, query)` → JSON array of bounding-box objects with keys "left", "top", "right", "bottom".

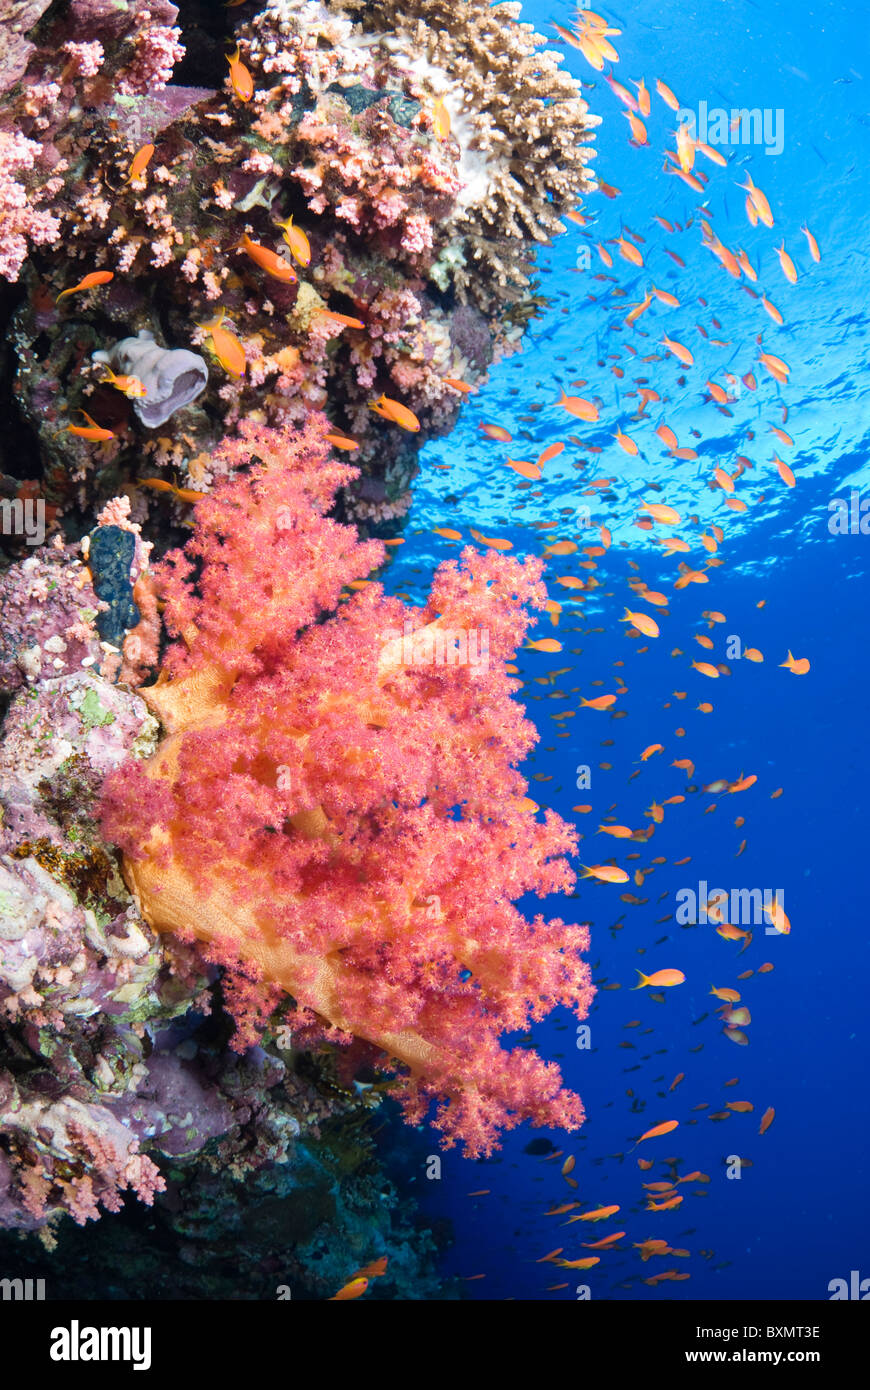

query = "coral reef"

[
  {"left": 101, "top": 416, "right": 594, "bottom": 1159},
  {"left": 0, "top": 0, "right": 596, "bottom": 535}
]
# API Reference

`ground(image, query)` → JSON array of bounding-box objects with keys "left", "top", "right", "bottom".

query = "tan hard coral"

[{"left": 343, "top": 0, "right": 599, "bottom": 297}]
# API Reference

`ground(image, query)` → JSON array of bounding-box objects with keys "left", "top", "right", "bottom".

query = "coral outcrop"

[{"left": 0, "top": 0, "right": 596, "bottom": 535}]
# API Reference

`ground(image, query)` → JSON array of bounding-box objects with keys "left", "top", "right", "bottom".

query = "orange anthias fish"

[
  {"left": 642, "top": 502, "right": 681, "bottom": 525},
  {"left": 99, "top": 367, "right": 147, "bottom": 398},
  {"left": 328, "top": 1276, "right": 369, "bottom": 1301},
  {"left": 662, "top": 335, "right": 694, "bottom": 367},
  {"left": 370, "top": 393, "right": 420, "bottom": 432},
  {"left": 526, "top": 638, "right": 562, "bottom": 653},
  {"left": 558, "top": 390, "right": 599, "bottom": 421},
  {"left": 775, "top": 242, "right": 798, "bottom": 284},
  {"left": 431, "top": 98, "right": 451, "bottom": 140},
  {"left": 197, "top": 308, "right": 246, "bottom": 378},
  {"left": 56, "top": 410, "right": 114, "bottom": 442},
  {"left": 636, "top": 1120, "right": 679, "bottom": 1143},
  {"left": 140, "top": 478, "right": 207, "bottom": 504},
  {"left": 325, "top": 431, "right": 359, "bottom": 451},
  {"left": 616, "top": 235, "right": 644, "bottom": 266},
  {"left": 780, "top": 649, "right": 809, "bottom": 675},
  {"left": 125, "top": 144, "right": 155, "bottom": 183},
  {"left": 444, "top": 376, "right": 474, "bottom": 394},
  {"left": 353, "top": 1256, "right": 389, "bottom": 1280},
  {"left": 623, "top": 608, "right": 660, "bottom": 638},
  {"left": 55, "top": 270, "right": 114, "bottom": 304},
  {"left": 634, "top": 969, "right": 685, "bottom": 989},
  {"left": 479, "top": 422, "right": 512, "bottom": 442},
  {"left": 580, "top": 693, "right": 617, "bottom": 710},
  {"left": 655, "top": 78, "right": 679, "bottom": 111},
  {"left": 764, "top": 897, "right": 791, "bottom": 935},
  {"left": 234, "top": 233, "right": 297, "bottom": 283},
  {"left": 759, "top": 1107, "right": 776, "bottom": 1135},
  {"left": 738, "top": 172, "right": 773, "bottom": 228},
  {"left": 758, "top": 351, "right": 790, "bottom": 385},
  {"left": 273, "top": 215, "right": 311, "bottom": 267},
  {"left": 226, "top": 44, "right": 254, "bottom": 102},
  {"left": 580, "top": 864, "right": 629, "bottom": 884},
  {"left": 801, "top": 224, "right": 821, "bottom": 262},
  {"left": 317, "top": 310, "right": 365, "bottom": 330}
]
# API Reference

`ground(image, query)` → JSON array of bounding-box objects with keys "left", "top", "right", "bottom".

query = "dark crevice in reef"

[
  {"left": 172, "top": 0, "right": 241, "bottom": 91},
  {"left": 0, "top": 283, "right": 43, "bottom": 492}
]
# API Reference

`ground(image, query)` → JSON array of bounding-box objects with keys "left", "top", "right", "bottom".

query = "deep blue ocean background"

[{"left": 377, "top": 0, "right": 870, "bottom": 1299}]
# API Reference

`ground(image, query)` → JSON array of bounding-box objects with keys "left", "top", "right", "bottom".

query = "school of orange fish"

[{"left": 417, "top": 8, "right": 814, "bottom": 1296}]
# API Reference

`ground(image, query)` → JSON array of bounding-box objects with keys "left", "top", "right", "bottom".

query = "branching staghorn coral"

[{"left": 100, "top": 416, "right": 594, "bottom": 1158}]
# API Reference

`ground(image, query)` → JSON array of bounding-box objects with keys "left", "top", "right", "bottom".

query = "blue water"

[{"left": 380, "top": 0, "right": 870, "bottom": 1299}]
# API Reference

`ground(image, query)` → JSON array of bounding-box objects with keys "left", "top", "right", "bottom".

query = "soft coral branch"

[{"left": 101, "top": 414, "right": 594, "bottom": 1157}]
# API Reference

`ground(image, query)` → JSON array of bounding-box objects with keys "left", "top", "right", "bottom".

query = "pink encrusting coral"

[
  {"left": 0, "top": 129, "right": 61, "bottom": 283},
  {"left": 101, "top": 416, "right": 594, "bottom": 1157}
]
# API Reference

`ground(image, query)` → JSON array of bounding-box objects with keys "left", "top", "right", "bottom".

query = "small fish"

[
  {"left": 99, "top": 367, "right": 147, "bottom": 398},
  {"left": 558, "top": 390, "right": 599, "bottom": 421},
  {"left": 623, "top": 608, "right": 659, "bottom": 638},
  {"left": 737, "top": 173, "right": 773, "bottom": 228},
  {"left": 633, "top": 969, "right": 685, "bottom": 989},
  {"left": 431, "top": 98, "right": 451, "bottom": 140},
  {"left": 758, "top": 1106, "right": 775, "bottom": 1135},
  {"left": 614, "top": 427, "right": 639, "bottom": 455},
  {"left": 55, "top": 270, "right": 114, "bottom": 304},
  {"left": 655, "top": 78, "right": 680, "bottom": 111},
  {"left": 370, "top": 393, "right": 420, "bottom": 432},
  {"left": 226, "top": 44, "right": 254, "bottom": 102},
  {"left": 125, "top": 144, "right": 155, "bottom": 183},
  {"left": 139, "top": 478, "right": 207, "bottom": 504},
  {"left": 574, "top": 1204, "right": 620, "bottom": 1223},
  {"left": 197, "top": 308, "right": 246, "bottom": 378},
  {"left": 505, "top": 458, "right": 542, "bottom": 481},
  {"left": 444, "top": 376, "right": 474, "bottom": 394},
  {"left": 636, "top": 1120, "right": 679, "bottom": 1143},
  {"left": 234, "top": 233, "right": 297, "bottom": 283},
  {"left": 776, "top": 242, "right": 798, "bottom": 283},
  {"left": 325, "top": 431, "right": 359, "bottom": 451},
  {"left": 580, "top": 864, "right": 629, "bottom": 884},
  {"left": 642, "top": 502, "right": 681, "bottom": 525},
  {"left": 479, "top": 422, "right": 513, "bottom": 442},
  {"left": 616, "top": 235, "right": 644, "bottom": 266},
  {"left": 779, "top": 649, "right": 809, "bottom": 675},
  {"left": 470, "top": 528, "right": 512, "bottom": 550},
  {"left": 317, "top": 310, "right": 365, "bottom": 330},
  {"left": 662, "top": 335, "right": 694, "bottom": 367},
  {"left": 273, "top": 215, "right": 311, "bottom": 267},
  {"left": 526, "top": 638, "right": 563, "bottom": 653},
  {"left": 801, "top": 224, "right": 821, "bottom": 262},
  {"left": 580, "top": 693, "right": 617, "bottom": 710},
  {"left": 764, "top": 896, "right": 791, "bottom": 935},
  {"left": 56, "top": 409, "right": 114, "bottom": 442},
  {"left": 328, "top": 1276, "right": 369, "bottom": 1301}
]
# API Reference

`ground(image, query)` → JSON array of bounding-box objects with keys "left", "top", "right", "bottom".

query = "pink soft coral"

[{"left": 101, "top": 415, "right": 593, "bottom": 1157}]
